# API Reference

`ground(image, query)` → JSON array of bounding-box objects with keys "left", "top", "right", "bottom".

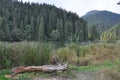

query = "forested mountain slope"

[
  {"left": 82, "top": 10, "right": 120, "bottom": 33},
  {"left": 0, "top": 0, "right": 88, "bottom": 42}
]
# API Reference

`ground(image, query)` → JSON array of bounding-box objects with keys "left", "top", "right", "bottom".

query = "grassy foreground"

[
  {"left": 0, "top": 60, "right": 120, "bottom": 80},
  {"left": 0, "top": 41, "right": 120, "bottom": 80}
]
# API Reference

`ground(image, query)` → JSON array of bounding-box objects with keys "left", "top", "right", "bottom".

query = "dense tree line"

[
  {"left": 88, "top": 25, "right": 100, "bottom": 41},
  {"left": 100, "top": 23, "right": 120, "bottom": 42},
  {"left": 0, "top": 0, "right": 88, "bottom": 42}
]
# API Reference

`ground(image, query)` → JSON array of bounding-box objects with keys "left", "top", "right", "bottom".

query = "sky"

[{"left": 21, "top": 0, "right": 120, "bottom": 17}]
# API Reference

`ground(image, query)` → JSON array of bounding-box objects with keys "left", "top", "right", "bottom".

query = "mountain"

[
  {"left": 82, "top": 10, "right": 120, "bottom": 33},
  {"left": 83, "top": 10, "right": 99, "bottom": 17},
  {"left": 0, "top": 0, "right": 88, "bottom": 42}
]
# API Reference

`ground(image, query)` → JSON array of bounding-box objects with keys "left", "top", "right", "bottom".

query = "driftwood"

[{"left": 11, "top": 64, "right": 67, "bottom": 77}]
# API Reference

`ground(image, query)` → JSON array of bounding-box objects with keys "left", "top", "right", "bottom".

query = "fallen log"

[{"left": 11, "top": 64, "right": 67, "bottom": 77}]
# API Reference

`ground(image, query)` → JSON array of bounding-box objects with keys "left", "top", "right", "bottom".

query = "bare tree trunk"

[{"left": 11, "top": 64, "right": 67, "bottom": 77}]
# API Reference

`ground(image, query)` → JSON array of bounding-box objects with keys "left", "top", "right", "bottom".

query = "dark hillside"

[{"left": 0, "top": 0, "right": 88, "bottom": 42}]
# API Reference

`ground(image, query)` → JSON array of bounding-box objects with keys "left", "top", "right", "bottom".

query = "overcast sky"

[{"left": 21, "top": 0, "right": 120, "bottom": 17}]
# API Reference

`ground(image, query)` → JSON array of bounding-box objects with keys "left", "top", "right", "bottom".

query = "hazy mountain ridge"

[
  {"left": 82, "top": 10, "right": 120, "bottom": 33},
  {"left": 82, "top": 10, "right": 99, "bottom": 18}
]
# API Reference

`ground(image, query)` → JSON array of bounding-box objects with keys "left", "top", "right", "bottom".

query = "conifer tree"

[
  {"left": 56, "top": 19, "right": 64, "bottom": 41},
  {"left": 38, "top": 17, "right": 45, "bottom": 41}
]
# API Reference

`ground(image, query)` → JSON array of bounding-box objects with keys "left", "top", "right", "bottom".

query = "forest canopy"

[{"left": 0, "top": 0, "right": 88, "bottom": 42}]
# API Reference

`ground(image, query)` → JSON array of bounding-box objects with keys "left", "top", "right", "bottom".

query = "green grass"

[
  {"left": 70, "top": 59, "right": 120, "bottom": 72},
  {"left": 0, "top": 42, "right": 120, "bottom": 68},
  {"left": 0, "top": 42, "right": 120, "bottom": 80},
  {"left": 0, "top": 42, "right": 54, "bottom": 69},
  {"left": 0, "top": 60, "right": 119, "bottom": 80},
  {"left": 0, "top": 76, "right": 12, "bottom": 80},
  {"left": 0, "top": 70, "right": 12, "bottom": 80}
]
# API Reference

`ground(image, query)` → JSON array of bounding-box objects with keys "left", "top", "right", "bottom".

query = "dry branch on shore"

[{"left": 11, "top": 64, "right": 68, "bottom": 77}]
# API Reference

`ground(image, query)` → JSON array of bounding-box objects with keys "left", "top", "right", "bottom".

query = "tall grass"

[
  {"left": 0, "top": 42, "right": 53, "bottom": 69},
  {"left": 55, "top": 43, "right": 90, "bottom": 65},
  {"left": 55, "top": 43, "right": 120, "bottom": 65},
  {"left": 0, "top": 42, "right": 120, "bottom": 69}
]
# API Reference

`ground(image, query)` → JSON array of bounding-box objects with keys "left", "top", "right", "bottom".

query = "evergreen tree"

[
  {"left": 38, "top": 17, "right": 45, "bottom": 41},
  {"left": 30, "top": 17, "right": 35, "bottom": 40},
  {"left": 50, "top": 30, "right": 60, "bottom": 41},
  {"left": 82, "top": 22, "right": 88, "bottom": 41},
  {"left": 65, "top": 21, "right": 73, "bottom": 41},
  {"left": 0, "top": 17, "right": 2, "bottom": 29},
  {"left": 0, "top": 29, "right": 5, "bottom": 41},
  {"left": 56, "top": 19, "right": 64, "bottom": 41},
  {"left": 0, "top": 0, "right": 88, "bottom": 42},
  {"left": 24, "top": 25, "right": 31, "bottom": 40},
  {"left": 90, "top": 25, "right": 99, "bottom": 40},
  {"left": 75, "top": 21, "right": 81, "bottom": 42},
  {"left": 11, "top": 28, "right": 23, "bottom": 41},
  {"left": 5, "top": 25, "right": 11, "bottom": 41},
  {"left": 48, "top": 9, "right": 57, "bottom": 34}
]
